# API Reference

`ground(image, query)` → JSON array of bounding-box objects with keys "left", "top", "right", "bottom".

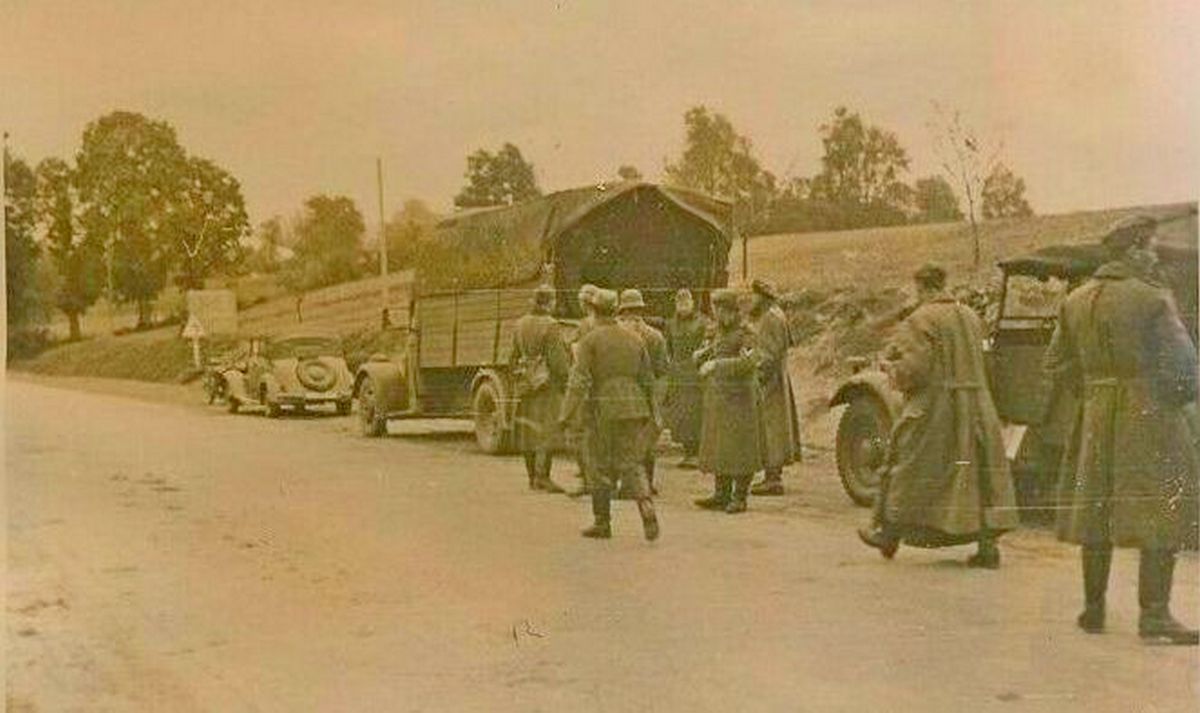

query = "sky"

[{"left": 3, "top": 0, "right": 1197, "bottom": 233}]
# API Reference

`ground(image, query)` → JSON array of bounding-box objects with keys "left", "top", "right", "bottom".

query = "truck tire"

[
  {"left": 357, "top": 377, "right": 386, "bottom": 437},
  {"left": 835, "top": 395, "right": 892, "bottom": 507},
  {"left": 472, "top": 379, "right": 510, "bottom": 454}
]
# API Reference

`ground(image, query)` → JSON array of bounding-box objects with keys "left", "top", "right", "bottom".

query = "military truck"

[
  {"left": 830, "top": 210, "right": 1198, "bottom": 517},
  {"left": 352, "top": 182, "right": 733, "bottom": 452}
]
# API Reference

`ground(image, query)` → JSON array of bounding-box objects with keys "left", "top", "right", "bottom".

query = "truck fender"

[
  {"left": 355, "top": 359, "right": 409, "bottom": 413},
  {"left": 828, "top": 369, "right": 903, "bottom": 421}
]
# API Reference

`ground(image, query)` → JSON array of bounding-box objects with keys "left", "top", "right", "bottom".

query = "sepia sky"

[{"left": 3, "top": 0, "right": 1197, "bottom": 230}]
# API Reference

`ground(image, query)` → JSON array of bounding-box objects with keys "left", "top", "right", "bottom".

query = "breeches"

[{"left": 588, "top": 418, "right": 650, "bottom": 499}]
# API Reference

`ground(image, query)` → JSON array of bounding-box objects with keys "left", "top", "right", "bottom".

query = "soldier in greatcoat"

[
  {"left": 509, "top": 285, "right": 570, "bottom": 493},
  {"left": 747, "top": 279, "right": 802, "bottom": 496},
  {"left": 565, "top": 283, "right": 600, "bottom": 497},
  {"left": 1045, "top": 215, "right": 1198, "bottom": 644},
  {"left": 858, "top": 264, "right": 1020, "bottom": 567},
  {"left": 557, "top": 289, "right": 660, "bottom": 540},
  {"left": 694, "top": 289, "right": 766, "bottom": 514},
  {"left": 665, "top": 288, "right": 710, "bottom": 469},
  {"left": 618, "top": 288, "right": 669, "bottom": 495}
]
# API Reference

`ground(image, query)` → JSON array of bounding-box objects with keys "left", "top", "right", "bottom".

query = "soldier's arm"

[
  {"left": 636, "top": 346, "right": 661, "bottom": 427},
  {"left": 546, "top": 324, "right": 572, "bottom": 383},
  {"left": 559, "top": 339, "right": 593, "bottom": 424},
  {"left": 1145, "top": 293, "right": 1198, "bottom": 407},
  {"left": 1043, "top": 304, "right": 1080, "bottom": 396}
]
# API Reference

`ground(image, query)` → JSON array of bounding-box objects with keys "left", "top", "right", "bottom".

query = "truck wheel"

[
  {"left": 357, "top": 378, "right": 386, "bottom": 437},
  {"left": 472, "top": 379, "right": 509, "bottom": 454},
  {"left": 835, "top": 395, "right": 891, "bottom": 506}
]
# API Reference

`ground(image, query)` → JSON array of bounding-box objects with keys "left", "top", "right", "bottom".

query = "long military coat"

[
  {"left": 1046, "top": 261, "right": 1199, "bottom": 550},
  {"left": 698, "top": 321, "right": 766, "bottom": 476},
  {"left": 750, "top": 303, "right": 802, "bottom": 469},
  {"left": 881, "top": 295, "right": 1020, "bottom": 541},
  {"left": 664, "top": 312, "right": 709, "bottom": 451},
  {"left": 509, "top": 311, "right": 571, "bottom": 453}
]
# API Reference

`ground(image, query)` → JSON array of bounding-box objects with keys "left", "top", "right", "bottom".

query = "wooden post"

[{"left": 377, "top": 157, "right": 389, "bottom": 315}]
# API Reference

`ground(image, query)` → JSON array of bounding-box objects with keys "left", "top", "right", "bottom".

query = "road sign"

[{"left": 182, "top": 314, "right": 206, "bottom": 340}]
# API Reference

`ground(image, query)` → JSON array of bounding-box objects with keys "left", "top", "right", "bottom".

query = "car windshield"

[
  {"left": 1001, "top": 274, "right": 1069, "bottom": 319},
  {"left": 267, "top": 337, "right": 342, "bottom": 360}
]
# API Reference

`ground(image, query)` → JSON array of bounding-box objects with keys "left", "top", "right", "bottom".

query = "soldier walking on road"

[
  {"left": 1045, "top": 216, "right": 1199, "bottom": 645},
  {"left": 558, "top": 289, "right": 661, "bottom": 541},
  {"left": 565, "top": 284, "right": 600, "bottom": 497},
  {"left": 694, "top": 289, "right": 766, "bottom": 514},
  {"left": 510, "top": 285, "right": 570, "bottom": 493},
  {"left": 858, "top": 264, "right": 1019, "bottom": 567},
  {"left": 665, "top": 288, "right": 709, "bottom": 469},
  {"left": 618, "top": 288, "right": 669, "bottom": 495},
  {"left": 748, "top": 279, "right": 802, "bottom": 496}
]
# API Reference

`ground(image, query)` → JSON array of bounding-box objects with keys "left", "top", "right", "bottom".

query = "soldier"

[
  {"left": 1045, "top": 216, "right": 1198, "bottom": 645},
  {"left": 509, "top": 285, "right": 570, "bottom": 493},
  {"left": 618, "top": 288, "right": 669, "bottom": 495},
  {"left": 558, "top": 289, "right": 660, "bottom": 540},
  {"left": 694, "top": 289, "right": 766, "bottom": 514},
  {"left": 665, "top": 288, "right": 709, "bottom": 469},
  {"left": 858, "top": 264, "right": 1020, "bottom": 567},
  {"left": 747, "top": 278, "right": 802, "bottom": 496},
  {"left": 565, "top": 283, "right": 600, "bottom": 497}
]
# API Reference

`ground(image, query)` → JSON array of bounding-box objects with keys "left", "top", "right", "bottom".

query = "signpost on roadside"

[{"left": 182, "top": 314, "right": 206, "bottom": 368}]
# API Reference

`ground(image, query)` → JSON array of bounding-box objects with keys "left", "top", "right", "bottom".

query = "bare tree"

[{"left": 926, "top": 102, "right": 1003, "bottom": 269}]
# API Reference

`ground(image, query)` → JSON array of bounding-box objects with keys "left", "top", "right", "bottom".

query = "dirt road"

[{"left": 6, "top": 377, "right": 1197, "bottom": 712}]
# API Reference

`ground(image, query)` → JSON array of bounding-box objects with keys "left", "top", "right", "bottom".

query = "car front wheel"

[{"left": 835, "top": 395, "right": 891, "bottom": 506}]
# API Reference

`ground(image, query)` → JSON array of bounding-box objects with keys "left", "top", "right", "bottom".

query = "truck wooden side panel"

[{"left": 416, "top": 289, "right": 534, "bottom": 369}]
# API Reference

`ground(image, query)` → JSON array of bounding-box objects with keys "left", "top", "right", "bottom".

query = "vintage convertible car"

[{"left": 221, "top": 331, "right": 354, "bottom": 417}]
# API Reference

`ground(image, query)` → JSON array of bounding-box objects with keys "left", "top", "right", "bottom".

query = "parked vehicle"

[
  {"left": 221, "top": 331, "right": 354, "bottom": 417},
  {"left": 353, "top": 182, "right": 734, "bottom": 451},
  {"left": 830, "top": 216, "right": 1198, "bottom": 516}
]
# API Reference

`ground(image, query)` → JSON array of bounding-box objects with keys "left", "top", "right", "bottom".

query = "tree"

[
  {"left": 282, "top": 195, "right": 366, "bottom": 292},
  {"left": 616, "top": 165, "right": 642, "bottom": 181},
  {"left": 453, "top": 143, "right": 540, "bottom": 208},
  {"left": 166, "top": 157, "right": 250, "bottom": 290},
  {"left": 34, "top": 157, "right": 104, "bottom": 340},
  {"left": 4, "top": 146, "right": 43, "bottom": 331},
  {"left": 809, "top": 106, "right": 911, "bottom": 223},
  {"left": 383, "top": 199, "right": 439, "bottom": 271},
  {"left": 981, "top": 163, "right": 1034, "bottom": 219},
  {"left": 247, "top": 216, "right": 288, "bottom": 274},
  {"left": 927, "top": 103, "right": 1003, "bottom": 268},
  {"left": 913, "top": 175, "right": 964, "bottom": 223},
  {"left": 665, "top": 106, "right": 778, "bottom": 229}
]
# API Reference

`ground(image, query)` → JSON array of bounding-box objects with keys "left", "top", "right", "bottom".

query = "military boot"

[
  {"left": 1138, "top": 550, "right": 1199, "bottom": 645},
  {"left": 694, "top": 474, "right": 731, "bottom": 510},
  {"left": 523, "top": 454, "right": 539, "bottom": 490},
  {"left": 581, "top": 490, "right": 612, "bottom": 539},
  {"left": 725, "top": 474, "right": 751, "bottom": 514},
  {"left": 637, "top": 498, "right": 660, "bottom": 541},
  {"left": 1076, "top": 545, "right": 1111, "bottom": 634},
  {"left": 532, "top": 455, "right": 564, "bottom": 494},
  {"left": 857, "top": 524, "right": 900, "bottom": 559},
  {"left": 750, "top": 469, "right": 785, "bottom": 496},
  {"left": 967, "top": 532, "right": 1002, "bottom": 570}
]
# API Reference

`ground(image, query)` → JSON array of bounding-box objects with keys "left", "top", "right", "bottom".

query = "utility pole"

[{"left": 376, "top": 157, "right": 389, "bottom": 320}]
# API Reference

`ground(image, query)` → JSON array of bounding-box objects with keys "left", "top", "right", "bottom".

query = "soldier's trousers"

[{"left": 588, "top": 417, "right": 651, "bottom": 500}]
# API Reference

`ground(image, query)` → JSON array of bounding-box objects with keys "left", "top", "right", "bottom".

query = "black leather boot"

[
  {"left": 581, "top": 490, "right": 612, "bottom": 539},
  {"left": 1139, "top": 550, "right": 1199, "bottom": 645},
  {"left": 725, "top": 474, "right": 751, "bottom": 513},
  {"left": 857, "top": 524, "right": 900, "bottom": 559},
  {"left": 751, "top": 469, "right": 784, "bottom": 496},
  {"left": 1076, "top": 544, "right": 1111, "bottom": 633},
  {"left": 967, "top": 532, "right": 1002, "bottom": 570},
  {"left": 637, "top": 498, "right": 659, "bottom": 541},
  {"left": 694, "top": 474, "right": 731, "bottom": 510}
]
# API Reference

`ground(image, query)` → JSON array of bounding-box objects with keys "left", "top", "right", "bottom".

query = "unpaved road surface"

[{"left": 6, "top": 376, "right": 1198, "bottom": 712}]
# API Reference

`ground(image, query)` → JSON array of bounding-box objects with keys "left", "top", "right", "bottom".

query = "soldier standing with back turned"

[
  {"left": 509, "top": 285, "right": 570, "bottom": 493},
  {"left": 558, "top": 289, "right": 660, "bottom": 540},
  {"left": 1046, "top": 215, "right": 1198, "bottom": 645},
  {"left": 618, "top": 288, "right": 669, "bottom": 495}
]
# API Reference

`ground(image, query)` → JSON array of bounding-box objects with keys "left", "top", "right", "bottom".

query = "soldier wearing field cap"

[
  {"left": 510, "top": 284, "right": 570, "bottom": 493},
  {"left": 618, "top": 288, "right": 669, "bottom": 494},
  {"left": 695, "top": 288, "right": 766, "bottom": 514},
  {"left": 558, "top": 288, "right": 661, "bottom": 540},
  {"left": 1046, "top": 214, "right": 1199, "bottom": 644},
  {"left": 748, "top": 278, "right": 802, "bottom": 496},
  {"left": 565, "top": 283, "right": 601, "bottom": 496}
]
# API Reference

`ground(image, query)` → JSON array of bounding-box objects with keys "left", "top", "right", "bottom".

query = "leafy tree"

[
  {"left": 247, "top": 216, "right": 288, "bottom": 274},
  {"left": 981, "top": 163, "right": 1034, "bottom": 219},
  {"left": 282, "top": 195, "right": 366, "bottom": 292},
  {"left": 913, "top": 175, "right": 964, "bottom": 223},
  {"left": 383, "top": 199, "right": 440, "bottom": 271},
  {"left": 665, "top": 106, "right": 778, "bottom": 227},
  {"left": 809, "top": 106, "right": 911, "bottom": 220},
  {"left": 4, "top": 147, "right": 43, "bottom": 330},
  {"left": 617, "top": 165, "right": 643, "bottom": 181},
  {"left": 34, "top": 157, "right": 104, "bottom": 340},
  {"left": 453, "top": 143, "right": 540, "bottom": 208},
  {"left": 167, "top": 157, "right": 250, "bottom": 290}
]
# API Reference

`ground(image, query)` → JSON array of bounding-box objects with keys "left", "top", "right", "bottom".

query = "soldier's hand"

[{"left": 698, "top": 360, "right": 716, "bottom": 378}]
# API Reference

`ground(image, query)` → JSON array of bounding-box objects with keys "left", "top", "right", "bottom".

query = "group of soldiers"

[
  {"left": 508, "top": 279, "right": 801, "bottom": 541},
  {"left": 508, "top": 214, "right": 1198, "bottom": 646}
]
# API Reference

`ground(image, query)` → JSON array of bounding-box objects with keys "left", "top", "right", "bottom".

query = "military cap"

[
  {"left": 618, "top": 288, "right": 647, "bottom": 312},
  {"left": 591, "top": 288, "right": 619, "bottom": 315},
  {"left": 750, "top": 278, "right": 779, "bottom": 301},
  {"left": 711, "top": 289, "right": 739, "bottom": 310},
  {"left": 1102, "top": 214, "right": 1157, "bottom": 252},
  {"left": 913, "top": 263, "right": 947, "bottom": 290}
]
